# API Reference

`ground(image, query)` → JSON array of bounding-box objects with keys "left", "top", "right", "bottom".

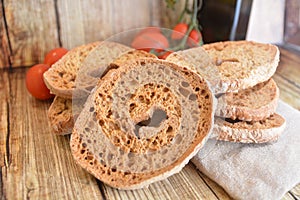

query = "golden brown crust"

[
  {"left": 47, "top": 96, "right": 74, "bottom": 135},
  {"left": 167, "top": 40, "right": 280, "bottom": 94},
  {"left": 203, "top": 40, "right": 279, "bottom": 92},
  {"left": 216, "top": 78, "right": 279, "bottom": 121},
  {"left": 70, "top": 58, "right": 216, "bottom": 189},
  {"left": 211, "top": 113, "right": 286, "bottom": 143},
  {"left": 43, "top": 41, "right": 132, "bottom": 99}
]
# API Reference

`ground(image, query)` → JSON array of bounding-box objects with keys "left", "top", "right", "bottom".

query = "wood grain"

[
  {"left": 0, "top": 71, "right": 9, "bottom": 167},
  {"left": 277, "top": 48, "right": 300, "bottom": 86},
  {"left": 0, "top": 1, "right": 10, "bottom": 68},
  {"left": 1, "top": 48, "right": 300, "bottom": 199},
  {"left": 4, "top": 0, "right": 59, "bottom": 67},
  {"left": 0, "top": 0, "right": 186, "bottom": 68},
  {"left": 56, "top": 0, "right": 178, "bottom": 50},
  {"left": 1, "top": 69, "right": 102, "bottom": 199}
]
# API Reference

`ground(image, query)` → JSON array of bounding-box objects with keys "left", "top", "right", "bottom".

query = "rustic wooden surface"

[
  {"left": 0, "top": 47, "right": 300, "bottom": 199},
  {"left": 0, "top": 0, "right": 188, "bottom": 68}
]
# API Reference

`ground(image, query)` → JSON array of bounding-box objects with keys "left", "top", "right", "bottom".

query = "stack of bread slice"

[
  {"left": 44, "top": 41, "right": 136, "bottom": 134},
  {"left": 43, "top": 40, "right": 287, "bottom": 190},
  {"left": 167, "top": 41, "right": 286, "bottom": 143},
  {"left": 44, "top": 42, "right": 161, "bottom": 135},
  {"left": 44, "top": 41, "right": 217, "bottom": 189}
]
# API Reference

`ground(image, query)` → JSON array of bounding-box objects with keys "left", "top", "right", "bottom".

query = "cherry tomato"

[
  {"left": 44, "top": 47, "right": 68, "bottom": 66},
  {"left": 158, "top": 51, "right": 173, "bottom": 60},
  {"left": 187, "top": 29, "right": 202, "bottom": 47},
  {"left": 171, "top": 23, "right": 188, "bottom": 40},
  {"left": 131, "top": 32, "right": 169, "bottom": 53},
  {"left": 26, "top": 64, "right": 54, "bottom": 100},
  {"left": 136, "top": 27, "right": 161, "bottom": 37}
]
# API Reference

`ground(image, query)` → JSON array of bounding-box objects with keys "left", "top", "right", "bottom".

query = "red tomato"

[
  {"left": 136, "top": 27, "right": 161, "bottom": 37},
  {"left": 171, "top": 23, "right": 188, "bottom": 40},
  {"left": 158, "top": 51, "right": 173, "bottom": 60},
  {"left": 131, "top": 32, "right": 169, "bottom": 53},
  {"left": 44, "top": 47, "right": 68, "bottom": 66},
  {"left": 187, "top": 29, "right": 202, "bottom": 47},
  {"left": 26, "top": 64, "right": 54, "bottom": 100}
]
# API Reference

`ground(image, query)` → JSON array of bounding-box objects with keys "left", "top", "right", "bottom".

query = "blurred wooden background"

[{"left": 0, "top": 0, "right": 187, "bottom": 68}]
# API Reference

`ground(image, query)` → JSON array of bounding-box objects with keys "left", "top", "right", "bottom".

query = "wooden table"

[{"left": 1, "top": 47, "right": 299, "bottom": 199}]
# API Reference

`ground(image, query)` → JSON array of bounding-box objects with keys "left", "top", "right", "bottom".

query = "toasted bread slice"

[
  {"left": 203, "top": 40, "right": 280, "bottom": 93},
  {"left": 216, "top": 78, "right": 279, "bottom": 121},
  {"left": 166, "top": 41, "right": 279, "bottom": 93},
  {"left": 211, "top": 113, "right": 286, "bottom": 143},
  {"left": 44, "top": 41, "right": 132, "bottom": 99},
  {"left": 47, "top": 96, "right": 74, "bottom": 135},
  {"left": 48, "top": 50, "right": 157, "bottom": 135},
  {"left": 70, "top": 59, "right": 216, "bottom": 189}
]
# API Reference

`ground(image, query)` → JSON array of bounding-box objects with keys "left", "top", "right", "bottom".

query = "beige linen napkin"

[{"left": 192, "top": 100, "right": 300, "bottom": 200}]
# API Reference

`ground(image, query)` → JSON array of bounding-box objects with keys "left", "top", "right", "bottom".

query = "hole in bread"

[
  {"left": 134, "top": 109, "right": 167, "bottom": 139},
  {"left": 215, "top": 58, "right": 239, "bottom": 66},
  {"left": 224, "top": 118, "right": 242, "bottom": 124},
  {"left": 189, "top": 94, "right": 197, "bottom": 101},
  {"left": 181, "top": 81, "right": 189, "bottom": 87},
  {"left": 166, "top": 126, "right": 173, "bottom": 133},
  {"left": 179, "top": 87, "right": 190, "bottom": 97}
]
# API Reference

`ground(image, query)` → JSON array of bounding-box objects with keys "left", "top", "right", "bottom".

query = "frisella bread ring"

[{"left": 70, "top": 58, "right": 216, "bottom": 189}]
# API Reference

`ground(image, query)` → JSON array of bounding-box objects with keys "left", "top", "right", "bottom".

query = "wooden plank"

[
  {"left": 102, "top": 163, "right": 219, "bottom": 200},
  {"left": 273, "top": 73, "right": 300, "bottom": 110},
  {"left": 282, "top": 192, "right": 298, "bottom": 200},
  {"left": 4, "top": 0, "right": 59, "bottom": 67},
  {"left": 1, "top": 68, "right": 102, "bottom": 199},
  {"left": 0, "top": 1, "right": 10, "bottom": 68},
  {"left": 289, "top": 183, "right": 300, "bottom": 199},
  {"left": 277, "top": 48, "right": 300, "bottom": 86},
  {"left": 0, "top": 70, "right": 9, "bottom": 167},
  {"left": 56, "top": 0, "right": 185, "bottom": 49},
  {"left": 57, "top": 0, "right": 153, "bottom": 49}
]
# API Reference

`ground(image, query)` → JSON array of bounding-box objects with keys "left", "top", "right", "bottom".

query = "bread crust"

[
  {"left": 47, "top": 96, "right": 74, "bottom": 135},
  {"left": 43, "top": 41, "right": 132, "bottom": 99},
  {"left": 167, "top": 41, "right": 280, "bottom": 94},
  {"left": 215, "top": 78, "right": 279, "bottom": 121},
  {"left": 203, "top": 40, "right": 280, "bottom": 93},
  {"left": 43, "top": 42, "right": 102, "bottom": 99},
  {"left": 211, "top": 113, "right": 286, "bottom": 143},
  {"left": 70, "top": 58, "right": 216, "bottom": 189}
]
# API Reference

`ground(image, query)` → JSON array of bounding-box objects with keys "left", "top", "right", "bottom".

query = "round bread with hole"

[
  {"left": 70, "top": 58, "right": 216, "bottom": 189},
  {"left": 216, "top": 78, "right": 279, "bottom": 121}
]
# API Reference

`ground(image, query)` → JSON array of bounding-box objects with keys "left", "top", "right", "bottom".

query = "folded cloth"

[{"left": 192, "top": 100, "right": 300, "bottom": 200}]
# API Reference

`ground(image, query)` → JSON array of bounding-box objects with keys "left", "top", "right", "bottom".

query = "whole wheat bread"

[
  {"left": 167, "top": 41, "right": 280, "bottom": 93},
  {"left": 47, "top": 96, "right": 75, "bottom": 135},
  {"left": 216, "top": 78, "right": 279, "bottom": 121},
  {"left": 47, "top": 50, "right": 157, "bottom": 135},
  {"left": 44, "top": 41, "right": 132, "bottom": 99},
  {"left": 70, "top": 58, "right": 216, "bottom": 189},
  {"left": 211, "top": 113, "right": 286, "bottom": 143}
]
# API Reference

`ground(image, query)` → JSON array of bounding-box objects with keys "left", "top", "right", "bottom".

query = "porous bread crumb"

[
  {"left": 212, "top": 113, "right": 286, "bottom": 143},
  {"left": 216, "top": 78, "right": 279, "bottom": 121},
  {"left": 70, "top": 58, "right": 216, "bottom": 189}
]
